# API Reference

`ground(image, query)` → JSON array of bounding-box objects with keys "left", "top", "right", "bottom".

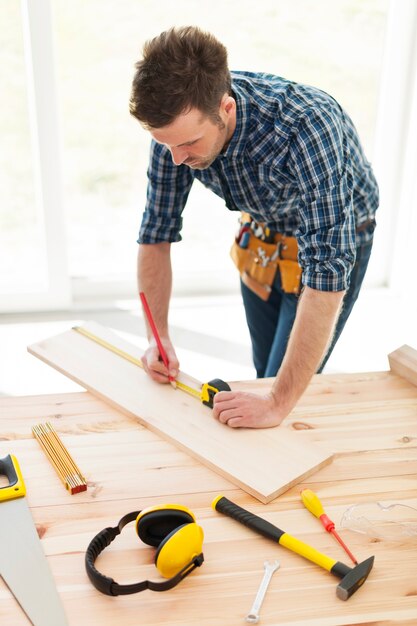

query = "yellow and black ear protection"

[{"left": 85, "top": 504, "right": 204, "bottom": 596}]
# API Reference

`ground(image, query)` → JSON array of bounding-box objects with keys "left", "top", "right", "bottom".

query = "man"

[{"left": 129, "top": 26, "right": 378, "bottom": 429}]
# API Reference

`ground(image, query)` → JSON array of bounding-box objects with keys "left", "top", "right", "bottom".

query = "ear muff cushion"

[
  {"left": 137, "top": 509, "right": 195, "bottom": 547},
  {"left": 155, "top": 522, "right": 204, "bottom": 578}
]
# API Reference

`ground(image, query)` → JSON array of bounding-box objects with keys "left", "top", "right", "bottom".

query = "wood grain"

[
  {"left": 27, "top": 322, "right": 333, "bottom": 503},
  {"left": 0, "top": 362, "right": 417, "bottom": 625},
  {"left": 389, "top": 345, "right": 417, "bottom": 388}
]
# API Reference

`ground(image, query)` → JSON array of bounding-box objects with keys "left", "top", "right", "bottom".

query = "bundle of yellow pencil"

[{"left": 32, "top": 422, "right": 87, "bottom": 494}]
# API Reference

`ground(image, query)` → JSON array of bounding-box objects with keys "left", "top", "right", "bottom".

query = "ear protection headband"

[{"left": 85, "top": 504, "right": 204, "bottom": 596}]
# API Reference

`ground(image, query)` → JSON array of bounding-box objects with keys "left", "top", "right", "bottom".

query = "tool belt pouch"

[
  {"left": 230, "top": 237, "right": 278, "bottom": 301},
  {"left": 278, "top": 259, "right": 302, "bottom": 295}
]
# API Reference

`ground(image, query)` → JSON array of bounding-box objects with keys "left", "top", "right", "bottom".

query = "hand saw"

[{"left": 0, "top": 454, "right": 68, "bottom": 626}]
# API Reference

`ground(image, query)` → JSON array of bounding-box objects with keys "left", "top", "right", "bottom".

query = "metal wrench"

[{"left": 245, "top": 559, "right": 280, "bottom": 624}]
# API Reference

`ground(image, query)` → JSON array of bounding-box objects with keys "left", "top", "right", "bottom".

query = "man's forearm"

[
  {"left": 137, "top": 242, "right": 172, "bottom": 338},
  {"left": 271, "top": 286, "right": 345, "bottom": 415},
  {"left": 212, "top": 285, "right": 345, "bottom": 429}
]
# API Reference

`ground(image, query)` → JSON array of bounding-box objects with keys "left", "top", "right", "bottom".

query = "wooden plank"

[
  {"left": 27, "top": 322, "right": 333, "bottom": 503},
  {"left": 389, "top": 344, "right": 417, "bottom": 387}
]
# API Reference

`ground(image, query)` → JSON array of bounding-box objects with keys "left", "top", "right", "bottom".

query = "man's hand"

[
  {"left": 212, "top": 390, "right": 286, "bottom": 428},
  {"left": 141, "top": 337, "right": 179, "bottom": 384},
  {"left": 213, "top": 286, "right": 345, "bottom": 429}
]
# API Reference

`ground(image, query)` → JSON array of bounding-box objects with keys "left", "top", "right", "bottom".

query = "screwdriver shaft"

[
  {"left": 301, "top": 489, "right": 358, "bottom": 565},
  {"left": 330, "top": 529, "right": 358, "bottom": 565}
]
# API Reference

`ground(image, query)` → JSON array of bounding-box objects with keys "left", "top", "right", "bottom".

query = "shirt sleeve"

[
  {"left": 137, "top": 140, "right": 194, "bottom": 244},
  {"left": 287, "top": 106, "right": 356, "bottom": 292}
]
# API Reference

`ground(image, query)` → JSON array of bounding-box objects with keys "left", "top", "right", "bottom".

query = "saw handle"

[{"left": 0, "top": 454, "right": 26, "bottom": 501}]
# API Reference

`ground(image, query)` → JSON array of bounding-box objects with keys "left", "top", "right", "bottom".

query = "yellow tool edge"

[
  {"left": 0, "top": 454, "right": 26, "bottom": 502},
  {"left": 72, "top": 325, "right": 202, "bottom": 400}
]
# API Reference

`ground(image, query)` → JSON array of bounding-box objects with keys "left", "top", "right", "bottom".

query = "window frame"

[
  {"left": 0, "top": 0, "right": 70, "bottom": 313},
  {"left": 1, "top": 0, "right": 415, "bottom": 312},
  {"left": 367, "top": 0, "right": 417, "bottom": 295}
]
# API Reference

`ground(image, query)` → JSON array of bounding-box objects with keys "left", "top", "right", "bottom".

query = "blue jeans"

[{"left": 241, "top": 238, "right": 374, "bottom": 378}]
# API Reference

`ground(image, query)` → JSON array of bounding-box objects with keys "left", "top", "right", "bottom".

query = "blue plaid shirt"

[{"left": 138, "top": 71, "right": 379, "bottom": 291}]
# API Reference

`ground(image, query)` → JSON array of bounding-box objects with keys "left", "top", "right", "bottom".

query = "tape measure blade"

[
  {"left": 73, "top": 324, "right": 144, "bottom": 368},
  {"left": 74, "top": 323, "right": 203, "bottom": 402},
  {"left": 176, "top": 371, "right": 203, "bottom": 399}
]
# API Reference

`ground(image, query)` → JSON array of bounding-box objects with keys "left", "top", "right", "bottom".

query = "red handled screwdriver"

[{"left": 301, "top": 489, "right": 358, "bottom": 565}]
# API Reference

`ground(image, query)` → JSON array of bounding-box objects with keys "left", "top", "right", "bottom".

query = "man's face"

[{"left": 150, "top": 104, "right": 234, "bottom": 170}]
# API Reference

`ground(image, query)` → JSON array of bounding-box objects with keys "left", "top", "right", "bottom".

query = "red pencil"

[{"left": 139, "top": 292, "right": 176, "bottom": 386}]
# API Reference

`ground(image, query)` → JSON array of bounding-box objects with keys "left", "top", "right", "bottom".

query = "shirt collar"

[{"left": 219, "top": 82, "right": 251, "bottom": 160}]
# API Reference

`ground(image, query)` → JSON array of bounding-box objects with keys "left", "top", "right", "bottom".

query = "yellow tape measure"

[{"left": 72, "top": 325, "right": 202, "bottom": 401}]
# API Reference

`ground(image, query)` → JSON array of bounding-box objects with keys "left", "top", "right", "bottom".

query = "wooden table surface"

[{"left": 1, "top": 365, "right": 417, "bottom": 625}]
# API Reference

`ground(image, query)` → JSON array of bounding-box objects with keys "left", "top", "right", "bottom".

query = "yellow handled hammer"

[{"left": 212, "top": 495, "right": 374, "bottom": 600}]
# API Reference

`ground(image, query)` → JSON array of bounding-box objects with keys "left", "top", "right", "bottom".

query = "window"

[
  {"left": 0, "top": 3, "right": 45, "bottom": 296},
  {"left": 3, "top": 0, "right": 410, "bottom": 313},
  {"left": 0, "top": 0, "right": 69, "bottom": 312}
]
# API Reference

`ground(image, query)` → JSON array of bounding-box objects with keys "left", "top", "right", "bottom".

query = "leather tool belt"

[{"left": 230, "top": 213, "right": 302, "bottom": 301}]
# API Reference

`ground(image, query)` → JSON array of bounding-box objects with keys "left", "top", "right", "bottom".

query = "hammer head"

[{"left": 336, "top": 556, "right": 374, "bottom": 600}]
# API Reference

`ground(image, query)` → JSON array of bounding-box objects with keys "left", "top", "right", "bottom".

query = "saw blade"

[{"left": 0, "top": 497, "right": 68, "bottom": 626}]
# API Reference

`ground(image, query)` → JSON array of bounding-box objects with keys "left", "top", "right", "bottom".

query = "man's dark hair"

[{"left": 129, "top": 26, "right": 231, "bottom": 129}]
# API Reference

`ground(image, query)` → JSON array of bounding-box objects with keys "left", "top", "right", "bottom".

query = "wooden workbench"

[{"left": 1, "top": 358, "right": 417, "bottom": 625}]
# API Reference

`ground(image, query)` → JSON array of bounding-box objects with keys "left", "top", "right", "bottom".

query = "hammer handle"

[{"left": 213, "top": 495, "right": 344, "bottom": 575}]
